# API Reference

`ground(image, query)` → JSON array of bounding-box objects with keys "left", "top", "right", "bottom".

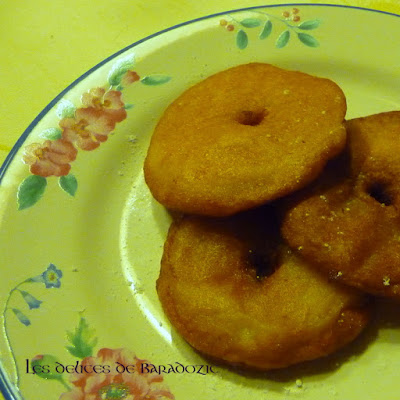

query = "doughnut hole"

[
  {"left": 248, "top": 247, "right": 280, "bottom": 280},
  {"left": 366, "top": 181, "right": 393, "bottom": 206},
  {"left": 236, "top": 109, "right": 267, "bottom": 126}
]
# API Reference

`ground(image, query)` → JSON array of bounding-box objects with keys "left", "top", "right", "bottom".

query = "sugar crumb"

[
  {"left": 383, "top": 277, "right": 391, "bottom": 286},
  {"left": 127, "top": 134, "right": 138, "bottom": 143}
]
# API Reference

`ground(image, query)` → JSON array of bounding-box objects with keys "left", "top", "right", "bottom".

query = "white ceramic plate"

[{"left": 1, "top": 4, "right": 400, "bottom": 400}]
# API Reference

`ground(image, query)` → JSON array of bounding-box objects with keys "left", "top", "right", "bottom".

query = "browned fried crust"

[
  {"left": 282, "top": 111, "right": 400, "bottom": 298},
  {"left": 157, "top": 213, "right": 370, "bottom": 370},
  {"left": 144, "top": 63, "right": 347, "bottom": 216}
]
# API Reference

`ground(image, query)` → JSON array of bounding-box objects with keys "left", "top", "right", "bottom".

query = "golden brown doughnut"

[
  {"left": 157, "top": 209, "right": 370, "bottom": 370},
  {"left": 282, "top": 111, "right": 400, "bottom": 298},
  {"left": 144, "top": 63, "right": 347, "bottom": 216}
]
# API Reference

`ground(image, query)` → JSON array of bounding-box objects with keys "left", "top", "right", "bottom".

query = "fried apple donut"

[
  {"left": 157, "top": 210, "right": 370, "bottom": 370},
  {"left": 282, "top": 111, "right": 400, "bottom": 298},
  {"left": 144, "top": 63, "right": 347, "bottom": 216}
]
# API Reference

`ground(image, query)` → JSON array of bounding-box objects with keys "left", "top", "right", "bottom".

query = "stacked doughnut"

[{"left": 144, "top": 63, "right": 399, "bottom": 371}]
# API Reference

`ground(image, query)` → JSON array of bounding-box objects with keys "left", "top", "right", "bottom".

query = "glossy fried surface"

[
  {"left": 157, "top": 211, "right": 370, "bottom": 370},
  {"left": 144, "top": 63, "right": 347, "bottom": 216},
  {"left": 282, "top": 111, "right": 400, "bottom": 298}
]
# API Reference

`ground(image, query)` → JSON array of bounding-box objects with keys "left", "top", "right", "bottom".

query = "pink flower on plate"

[
  {"left": 121, "top": 71, "right": 140, "bottom": 87},
  {"left": 59, "top": 348, "right": 175, "bottom": 400},
  {"left": 81, "top": 87, "right": 127, "bottom": 124},
  {"left": 60, "top": 107, "right": 116, "bottom": 151},
  {"left": 22, "top": 139, "right": 77, "bottom": 177}
]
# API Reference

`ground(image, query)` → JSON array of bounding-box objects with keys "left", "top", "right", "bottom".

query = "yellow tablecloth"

[{"left": 0, "top": 0, "right": 399, "bottom": 398}]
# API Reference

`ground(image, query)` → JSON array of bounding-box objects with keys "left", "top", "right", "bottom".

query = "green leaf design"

[
  {"left": 66, "top": 317, "right": 97, "bottom": 359},
  {"left": 55, "top": 99, "right": 76, "bottom": 119},
  {"left": 297, "top": 19, "right": 321, "bottom": 30},
  {"left": 259, "top": 20, "right": 272, "bottom": 39},
  {"left": 240, "top": 17, "right": 262, "bottom": 28},
  {"left": 276, "top": 30, "right": 290, "bottom": 48},
  {"left": 108, "top": 54, "right": 135, "bottom": 86},
  {"left": 59, "top": 174, "right": 78, "bottom": 197},
  {"left": 31, "top": 355, "right": 64, "bottom": 381},
  {"left": 124, "top": 104, "right": 134, "bottom": 110},
  {"left": 17, "top": 175, "right": 47, "bottom": 210},
  {"left": 140, "top": 75, "right": 171, "bottom": 86},
  {"left": 39, "top": 128, "right": 62, "bottom": 140},
  {"left": 297, "top": 32, "right": 319, "bottom": 47},
  {"left": 12, "top": 308, "right": 30, "bottom": 326},
  {"left": 236, "top": 29, "right": 248, "bottom": 49}
]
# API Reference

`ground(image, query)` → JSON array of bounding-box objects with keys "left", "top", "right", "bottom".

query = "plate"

[{"left": 1, "top": 4, "right": 400, "bottom": 400}]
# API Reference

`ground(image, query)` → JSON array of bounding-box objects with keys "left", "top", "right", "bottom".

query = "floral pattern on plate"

[
  {"left": 3, "top": 265, "right": 175, "bottom": 399},
  {"left": 219, "top": 7, "right": 321, "bottom": 49},
  {"left": 30, "top": 318, "right": 175, "bottom": 400},
  {"left": 2, "top": 264, "right": 63, "bottom": 387},
  {"left": 17, "top": 56, "right": 171, "bottom": 210}
]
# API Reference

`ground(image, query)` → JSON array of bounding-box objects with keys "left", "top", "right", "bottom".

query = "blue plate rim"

[{"left": 1, "top": 2, "right": 400, "bottom": 187}]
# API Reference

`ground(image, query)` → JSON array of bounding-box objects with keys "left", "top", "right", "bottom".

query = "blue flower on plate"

[
  {"left": 19, "top": 290, "right": 42, "bottom": 309},
  {"left": 29, "top": 263, "right": 63, "bottom": 288},
  {"left": 11, "top": 308, "right": 31, "bottom": 326},
  {"left": 41, "top": 264, "right": 63, "bottom": 288}
]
